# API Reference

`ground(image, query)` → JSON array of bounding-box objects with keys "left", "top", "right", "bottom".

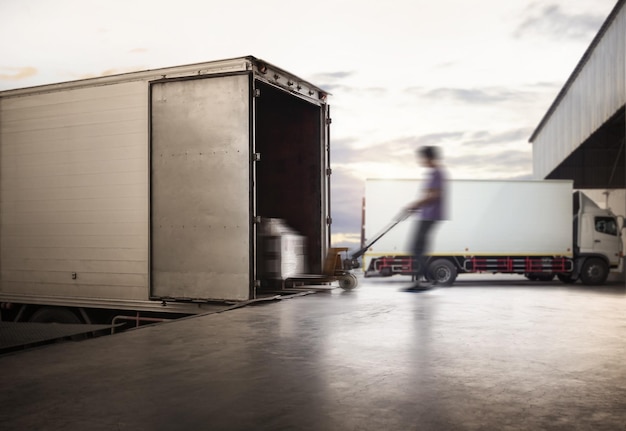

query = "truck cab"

[{"left": 574, "top": 191, "right": 624, "bottom": 284}]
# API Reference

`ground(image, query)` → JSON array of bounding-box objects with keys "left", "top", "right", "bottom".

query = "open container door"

[
  {"left": 253, "top": 80, "right": 330, "bottom": 282},
  {"left": 150, "top": 74, "right": 251, "bottom": 301}
]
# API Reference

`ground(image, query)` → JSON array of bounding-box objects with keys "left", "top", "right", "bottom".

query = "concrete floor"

[{"left": 1, "top": 275, "right": 625, "bottom": 430}]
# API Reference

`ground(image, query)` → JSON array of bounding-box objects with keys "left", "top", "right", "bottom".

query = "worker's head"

[{"left": 417, "top": 146, "right": 440, "bottom": 167}]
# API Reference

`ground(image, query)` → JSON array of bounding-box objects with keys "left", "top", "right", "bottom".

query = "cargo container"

[
  {"left": 0, "top": 56, "right": 331, "bottom": 324},
  {"left": 363, "top": 179, "right": 623, "bottom": 285}
]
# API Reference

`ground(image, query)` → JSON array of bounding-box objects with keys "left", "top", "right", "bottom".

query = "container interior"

[{"left": 254, "top": 81, "right": 326, "bottom": 275}]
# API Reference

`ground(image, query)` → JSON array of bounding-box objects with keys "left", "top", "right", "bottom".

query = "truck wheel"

[
  {"left": 338, "top": 273, "right": 358, "bottom": 290},
  {"left": 380, "top": 267, "right": 392, "bottom": 277},
  {"left": 580, "top": 258, "right": 609, "bottom": 286},
  {"left": 29, "top": 307, "right": 82, "bottom": 324},
  {"left": 427, "top": 259, "right": 457, "bottom": 286}
]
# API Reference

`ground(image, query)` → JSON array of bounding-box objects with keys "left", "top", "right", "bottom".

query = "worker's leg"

[{"left": 411, "top": 220, "right": 436, "bottom": 280}]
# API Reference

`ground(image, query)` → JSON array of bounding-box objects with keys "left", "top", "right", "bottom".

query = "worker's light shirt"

[{"left": 421, "top": 167, "right": 445, "bottom": 221}]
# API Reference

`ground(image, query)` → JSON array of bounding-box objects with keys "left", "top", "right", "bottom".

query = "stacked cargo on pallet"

[{"left": 258, "top": 219, "right": 307, "bottom": 284}]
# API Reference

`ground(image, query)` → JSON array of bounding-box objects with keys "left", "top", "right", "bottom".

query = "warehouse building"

[{"left": 530, "top": 0, "right": 625, "bottom": 280}]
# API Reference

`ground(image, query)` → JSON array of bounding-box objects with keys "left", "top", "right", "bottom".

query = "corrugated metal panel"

[
  {"left": 531, "top": 0, "right": 626, "bottom": 179},
  {"left": 0, "top": 81, "right": 149, "bottom": 300}
]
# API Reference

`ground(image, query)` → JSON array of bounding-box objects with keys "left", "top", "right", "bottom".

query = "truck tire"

[
  {"left": 580, "top": 258, "right": 609, "bottom": 286},
  {"left": 338, "top": 273, "right": 358, "bottom": 290},
  {"left": 427, "top": 259, "right": 457, "bottom": 286},
  {"left": 29, "top": 307, "right": 82, "bottom": 324}
]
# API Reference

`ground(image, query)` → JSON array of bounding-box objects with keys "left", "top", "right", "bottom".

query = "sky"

[{"left": 0, "top": 0, "right": 619, "bottom": 251}]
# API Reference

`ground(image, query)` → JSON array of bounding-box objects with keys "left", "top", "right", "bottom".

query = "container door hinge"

[
  {"left": 254, "top": 89, "right": 261, "bottom": 98},
  {"left": 326, "top": 168, "right": 332, "bottom": 175},
  {"left": 253, "top": 216, "right": 262, "bottom": 224},
  {"left": 327, "top": 216, "right": 333, "bottom": 225},
  {"left": 254, "top": 280, "right": 261, "bottom": 288},
  {"left": 252, "top": 153, "right": 261, "bottom": 162},
  {"left": 326, "top": 118, "right": 332, "bottom": 125}
]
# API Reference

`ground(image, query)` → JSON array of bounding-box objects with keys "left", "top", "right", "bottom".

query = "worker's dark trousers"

[{"left": 411, "top": 220, "right": 438, "bottom": 279}]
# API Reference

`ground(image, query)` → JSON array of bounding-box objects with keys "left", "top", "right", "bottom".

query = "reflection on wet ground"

[{"left": 1, "top": 274, "right": 625, "bottom": 430}]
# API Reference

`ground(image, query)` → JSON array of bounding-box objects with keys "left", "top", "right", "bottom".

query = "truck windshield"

[{"left": 595, "top": 217, "right": 618, "bottom": 236}]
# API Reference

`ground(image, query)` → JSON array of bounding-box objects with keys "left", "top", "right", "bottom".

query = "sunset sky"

[{"left": 0, "top": 0, "right": 618, "bottom": 250}]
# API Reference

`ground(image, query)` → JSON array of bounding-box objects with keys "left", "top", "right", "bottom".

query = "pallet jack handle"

[{"left": 346, "top": 209, "right": 412, "bottom": 268}]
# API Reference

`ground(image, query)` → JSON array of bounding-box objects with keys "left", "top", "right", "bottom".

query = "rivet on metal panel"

[
  {"left": 287, "top": 81, "right": 294, "bottom": 87},
  {"left": 273, "top": 74, "right": 280, "bottom": 81}
]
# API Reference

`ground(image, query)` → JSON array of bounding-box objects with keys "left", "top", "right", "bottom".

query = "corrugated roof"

[{"left": 529, "top": 0, "right": 625, "bottom": 142}]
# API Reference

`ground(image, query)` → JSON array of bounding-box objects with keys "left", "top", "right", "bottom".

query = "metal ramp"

[{"left": 0, "top": 322, "right": 115, "bottom": 354}]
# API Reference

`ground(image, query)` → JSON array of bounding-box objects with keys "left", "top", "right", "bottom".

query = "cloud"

[
  {"left": 412, "top": 86, "right": 523, "bottom": 104},
  {"left": 330, "top": 232, "right": 361, "bottom": 248},
  {"left": 0, "top": 66, "right": 37, "bottom": 80},
  {"left": 307, "top": 71, "right": 389, "bottom": 96},
  {"left": 416, "top": 132, "right": 467, "bottom": 147},
  {"left": 311, "top": 71, "right": 355, "bottom": 81},
  {"left": 331, "top": 137, "right": 361, "bottom": 164},
  {"left": 444, "top": 146, "right": 533, "bottom": 182},
  {"left": 448, "top": 149, "right": 532, "bottom": 170},
  {"left": 330, "top": 167, "right": 365, "bottom": 250},
  {"left": 514, "top": 3, "right": 606, "bottom": 40},
  {"left": 332, "top": 133, "right": 466, "bottom": 166},
  {"left": 318, "top": 83, "right": 350, "bottom": 93},
  {"left": 309, "top": 71, "right": 354, "bottom": 92},
  {"left": 329, "top": 127, "right": 534, "bottom": 251},
  {"left": 462, "top": 128, "right": 535, "bottom": 148},
  {"left": 317, "top": 83, "right": 388, "bottom": 96}
]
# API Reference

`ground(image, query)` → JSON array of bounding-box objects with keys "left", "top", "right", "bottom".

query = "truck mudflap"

[{"left": 462, "top": 256, "right": 574, "bottom": 274}]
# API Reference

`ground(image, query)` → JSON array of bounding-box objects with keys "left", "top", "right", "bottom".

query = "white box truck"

[
  {"left": 363, "top": 179, "right": 623, "bottom": 286},
  {"left": 0, "top": 56, "right": 331, "bottom": 325}
]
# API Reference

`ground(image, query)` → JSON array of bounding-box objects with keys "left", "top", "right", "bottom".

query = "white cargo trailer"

[
  {"left": 0, "top": 56, "right": 331, "bottom": 324},
  {"left": 363, "top": 179, "right": 623, "bottom": 285}
]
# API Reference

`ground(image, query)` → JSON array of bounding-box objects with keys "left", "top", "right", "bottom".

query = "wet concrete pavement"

[{"left": 1, "top": 275, "right": 625, "bottom": 430}]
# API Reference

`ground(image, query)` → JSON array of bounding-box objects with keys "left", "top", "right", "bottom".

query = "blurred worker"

[{"left": 404, "top": 146, "right": 446, "bottom": 290}]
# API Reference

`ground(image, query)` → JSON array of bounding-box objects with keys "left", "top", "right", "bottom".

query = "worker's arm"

[{"left": 405, "top": 187, "right": 441, "bottom": 212}]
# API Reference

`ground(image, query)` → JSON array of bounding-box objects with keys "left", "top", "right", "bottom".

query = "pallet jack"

[{"left": 291, "top": 210, "right": 411, "bottom": 290}]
